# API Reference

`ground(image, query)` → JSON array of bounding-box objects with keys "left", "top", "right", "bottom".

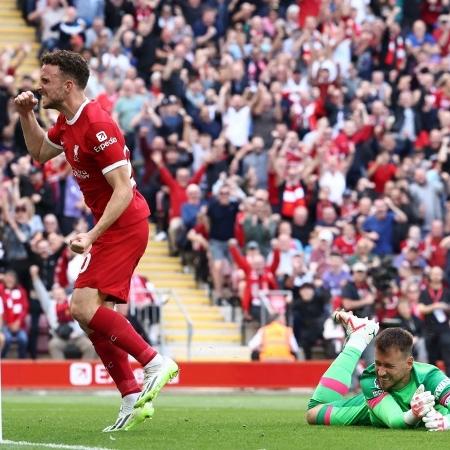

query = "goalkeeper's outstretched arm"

[{"left": 368, "top": 385, "right": 435, "bottom": 429}]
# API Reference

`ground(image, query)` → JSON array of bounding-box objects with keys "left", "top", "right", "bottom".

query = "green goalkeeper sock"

[{"left": 308, "top": 346, "right": 362, "bottom": 407}]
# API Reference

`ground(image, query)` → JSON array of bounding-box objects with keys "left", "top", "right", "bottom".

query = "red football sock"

[
  {"left": 88, "top": 306, "right": 157, "bottom": 367},
  {"left": 89, "top": 331, "right": 141, "bottom": 397}
]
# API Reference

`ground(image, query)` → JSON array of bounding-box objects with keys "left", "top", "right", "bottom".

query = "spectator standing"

[
  {"left": 363, "top": 197, "right": 407, "bottom": 256},
  {"left": 292, "top": 282, "right": 329, "bottom": 360},
  {"left": 0, "top": 270, "right": 29, "bottom": 358},
  {"left": 207, "top": 184, "right": 240, "bottom": 302},
  {"left": 30, "top": 265, "right": 96, "bottom": 359},
  {"left": 418, "top": 266, "right": 450, "bottom": 375}
]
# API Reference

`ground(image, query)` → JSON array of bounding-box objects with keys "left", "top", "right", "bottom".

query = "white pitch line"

[{"left": 0, "top": 440, "right": 114, "bottom": 450}]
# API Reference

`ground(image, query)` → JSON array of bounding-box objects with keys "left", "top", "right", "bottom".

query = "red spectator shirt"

[
  {"left": 333, "top": 235, "right": 358, "bottom": 256},
  {"left": 46, "top": 99, "right": 149, "bottom": 228},
  {"left": 427, "top": 236, "right": 447, "bottom": 269},
  {"left": 1, "top": 285, "right": 29, "bottom": 328},
  {"left": 368, "top": 162, "right": 397, "bottom": 194}
]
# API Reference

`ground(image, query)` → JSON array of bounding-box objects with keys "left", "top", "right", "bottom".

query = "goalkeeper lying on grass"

[{"left": 306, "top": 312, "right": 450, "bottom": 431}]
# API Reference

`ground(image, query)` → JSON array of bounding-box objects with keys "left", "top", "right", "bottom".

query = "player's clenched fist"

[
  {"left": 410, "top": 384, "right": 435, "bottom": 418},
  {"left": 423, "top": 409, "right": 450, "bottom": 431},
  {"left": 14, "top": 90, "right": 38, "bottom": 114},
  {"left": 69, "top": 233, "right": 93, "bottom": 254}
]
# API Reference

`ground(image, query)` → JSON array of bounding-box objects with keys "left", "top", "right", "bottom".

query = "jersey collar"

[{"left": 66, "top": 98, "right": 90, "bottom": 125}]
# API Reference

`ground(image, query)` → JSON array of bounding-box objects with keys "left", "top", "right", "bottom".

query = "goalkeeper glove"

[
  {"left": 423, "top": 409, "right": 450, "bottom": 432},
  {"left": 403, "top": 384, "right": 435, "bottom": 425}
]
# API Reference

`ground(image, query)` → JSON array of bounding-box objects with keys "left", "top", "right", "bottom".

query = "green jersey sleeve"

[{"left": 414, "top": 362, "right": 450, "bottom": 412}]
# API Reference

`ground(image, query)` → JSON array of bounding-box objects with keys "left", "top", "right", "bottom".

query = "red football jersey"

[{"left": 46, "top": 99, "right": 149, "bottom": 228}]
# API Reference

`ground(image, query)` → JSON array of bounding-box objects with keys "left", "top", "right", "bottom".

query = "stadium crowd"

[{"left": 0, "top": 0, "right": 449, "bottom": 374}]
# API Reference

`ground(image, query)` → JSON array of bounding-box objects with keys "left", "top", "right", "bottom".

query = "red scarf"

[
  {"left": 281, "top": 183, "right": 305, "bottom": 218},
  {"left": 385, "top": 35, "right": 405, "bottom": 69}
]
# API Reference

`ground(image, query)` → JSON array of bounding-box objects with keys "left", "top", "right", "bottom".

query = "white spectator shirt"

[
  {"left": 223, "top": 105, "right": 251, "bottom": 147},
  {"left": 319, "top": 170, "right": 346, "bottom": 205}
]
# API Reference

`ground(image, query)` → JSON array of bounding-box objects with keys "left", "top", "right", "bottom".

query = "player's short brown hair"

[
  {"left": 41, "top": 50, "right": 89, "bottom": 89},
  {"left": 375, "top": 328, "right": 414, "bottom": 356}
]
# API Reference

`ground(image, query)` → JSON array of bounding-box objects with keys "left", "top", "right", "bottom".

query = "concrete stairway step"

[
  {"left": 164, "top": 311, "right": 223, "bottom": 321},
  {"left": 153, "top": 279, "right": 197, "bottom": 289},
  {"left": 0, "top": 10, "right": 22, "bottom": 18},
  {"left": 166, "top": 334, "right": 240, "bottom": 344},
  {"left": 164, "top": 304, "right": 221, "bottom": 313},
  {"left": 167, "top": 327, "right": 239, "bottom": 336},
  {"left": 0, "top": 26, "right": 35, "bottom": 34},
  {"left": 165, "top": 321, "right": 238, "bottom": 330},
  {"left": 167, "top": 344, "right": 249, "bottom": 361}
]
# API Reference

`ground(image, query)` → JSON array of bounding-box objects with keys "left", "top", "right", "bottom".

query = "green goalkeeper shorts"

[{"left": 312, "top": 393, "right": 372, "bottom": 426}]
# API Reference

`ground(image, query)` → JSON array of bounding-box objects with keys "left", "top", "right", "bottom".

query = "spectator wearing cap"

[
  {"left": 363, "top": 197, "right": 407, "bottom": 256},
  {"left": 156, "top": 96, "right": 186, "bottom": 140},
  {"left": 292, "top": 281, "right": 330, "bottom": 360}
]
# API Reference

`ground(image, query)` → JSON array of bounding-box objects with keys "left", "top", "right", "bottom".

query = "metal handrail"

[{"left": 157, "top": 288, "right": 194, "bottom": 361}]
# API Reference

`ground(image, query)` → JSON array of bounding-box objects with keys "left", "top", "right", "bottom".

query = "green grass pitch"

[{"left": 2, "top": 392, "right": 448, "bottom": 450}]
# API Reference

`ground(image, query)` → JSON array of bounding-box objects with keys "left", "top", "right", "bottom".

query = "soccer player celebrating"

[
  {"left": 306, "top": 312, "right": 450, "bottom": 431},
  {"left": 14, "top": 50, "right": 178, "bottom": 432}
]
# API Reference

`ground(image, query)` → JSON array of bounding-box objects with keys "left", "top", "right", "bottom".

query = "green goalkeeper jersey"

[{"left": 360, "top": 362, "right": 450, "bottom": 429}]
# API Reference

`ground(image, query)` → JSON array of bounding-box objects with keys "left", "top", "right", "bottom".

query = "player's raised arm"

[{"left": 14, "top": 90, "right": 63, "bottom": 163}]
